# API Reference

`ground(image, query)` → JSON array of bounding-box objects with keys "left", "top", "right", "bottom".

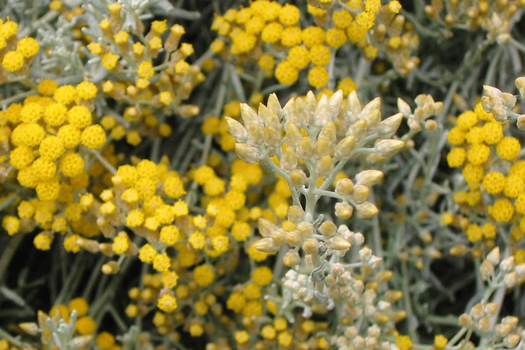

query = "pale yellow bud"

[
  {"left": 336, "top": 178, "right": 354, "bottom": 196},
  {"left": 515, "top": 76, "right": 525, "bottom": 90},
  {"left": 450, "top": 244, "right": 468, "bottom": 256},
  {"left": 378, "top": 113, "right": 403, "bottom": 137},
  {"left": 248, "top": 123, "right": 264, "bottom": 146},
  {"left": 319, "top": 121, "right": 337, "bottom": 145},
  {"left": 225, "top": 117, "right": 248, "bottom": 142},
  {"left": 315, "top": 138, "right": 331, "bottom": 159},
  {"left": 280, "top": 145, "right": 297, "bottom": 172},
  {"left": 285, "top": 123, "right": 302, "bottom": 148},
  {"left": 480, "top": 260, "right": 494, "bottom": 281},
  {"left": 263, "top": 126, "right": 280, "bottom": 148},
  {"left": 70, "top": 335, "right": 94, "bottom": 348},
  {"left": 297, "top": 222, "right": 314, "bottom": 237},
  {"left": 258, "top": 218, "right": 277, "bottom": 237},
  {"left": 346, "top": 119, "right": 367, "bottom": 140},
  {"left": 397, "top": 98, "right": 412, "bottom": 116},
  {"left": 253, "top": 238, "right": 279, "bottom": 253},
  {"left": 334, "top": 135, "right": 356, "bottom": 159},
  {"left": 496, "top": 323, "right": 512, "bottom": 337},
  {"left": 290, "top": 169, "right": 307, "bottom": 187},
  {"left": 235, "top": 143, "right": 259, "bottom": 163},
  {"left": 504, "top": 334, "right": 520, "bottom": 348},
  {"left": 487, "top": 247, "right": 500, "bottom": 265},
  {"left": 319, "top": 221, "right": 337, "bottom": 238},
  {"left": 355, "top": 170, "right": 384, "bottom": 187},
  {"left": 374, "top": 139, "right": 405, "bottom": 157},
  {"left": 484, "top": 302, "right": 498, "bottom": 316},
  {"left": 478, "top": 317, "right": 490, "bottom": 332},
  {"left": 283, "top": 250, "right": 301, "bottom": 267},
  {"left": 327, "top": 235, "right": 351, "bottom": 250},
  {"left": 297, "top": 137, "right": 314, "bottom": 159},
  {"left": 285, "top": 230, "right": 302, "bottom": 246},
  {"left": 102, "top": 261, "right": 119, "bottom": 274},
  {"left": 425, "top": 120, "right": 437, "bottom": 131},
  {"left": 352, "top": 185, "right": 370, "bottom": 203},
  {"left": 19, "top": 322, "right": 39, "bottom": 335},
  {"left": 240, "top": 103, "right": 260, "bottom": 125},
  {"left": 356, "top": 202, "right": 378, "bottom": 218},
  {"left": 385, "top": 290, "right": 403, "bottom": 302},
  {"left": 271, "top": 230, "right": 286, "bottom": 246},
  {"left": 302, "top": 238, "right": 319, "bottom": 254},
  {"left": 317, "top": 155, "right": 334, "bottom": 177},
  {"left": 287, "top": 205, "right": 305, "bottom": 223},
  {"left": 335, "top": 202, "right": 353, "bottom": 219},
  {"left": 504, "top": 271, "right": 518, "bottom": 288},
  {"left": 459, "top": 313, "right": 472, "bottom": 327}
]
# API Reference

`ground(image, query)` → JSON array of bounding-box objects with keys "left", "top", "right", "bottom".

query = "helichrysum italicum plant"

[{"left": 1, "top": 0, "right": 525, "bottom": 349}]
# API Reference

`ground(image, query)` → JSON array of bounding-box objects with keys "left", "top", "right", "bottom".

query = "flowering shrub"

[{"left": 1, "top": 0, "right": 525, "bottom": 349}]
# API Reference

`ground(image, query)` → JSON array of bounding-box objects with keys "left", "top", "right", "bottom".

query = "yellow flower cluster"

[
  {"left": 0, "top": 18, "right": 39, "bottom": 79},
  {"left": 446, "top": 103, "right": 525, "bottom": 245},
  {"left": 0, "top": 81, "right": 115, "bottom": 251},
  {"left": 210, "top": 0, "right": 418, "bottom": 90}
]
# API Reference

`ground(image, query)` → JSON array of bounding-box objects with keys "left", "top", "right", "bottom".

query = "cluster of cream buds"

[
  {"left": 306, "top": 0, "right": 420, "bottom": 76},
  {"left": 424, "top": 0, "right": 524, "bottom": 41},
  {"left": 398, "top": 94, "right": 443, "bottom": 137},
  {"left": 481, "top": 78, "right": 525, "bottom": 128},
  {"left": 479, "top": 247, "right": 525, "bottom": 289},
  {"left": 0, "top": 18, "right": 40, "bottom": 82},
  {"left": 335, "top": 324, "right": 393, "bottom": 350}
]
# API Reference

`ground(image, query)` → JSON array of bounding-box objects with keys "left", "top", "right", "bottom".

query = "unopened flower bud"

[
  {"left": 235, "top": 143, "right": 259, "bottom": 163},
  {"left": 297, "top": 137, "right": 314, "bottom": 159},
  {"left": 19, "top": 322, "right": 39, "bottom": 335},
  {"left": 352, "top": 185, "right": 370, "bottom": 203},
  {"left": 302, "top": 238, "right": 319, "bottom": 255},
  {"left": 478, "top": 317, "right": 490, "bottom": 332},
  {"left": 225, "top": 117, "right": 248, "bottom": 142},
  {"left": 253, "top": 238, "right": 279, "bottom": 253},
  {"left": 378, "top": 113, "right": 403, "bottom": 136},
  {"left": 459, "top": 313, "right": 472, "bottom": 327},
  {"left": 280, "top": 145, "right": 297, "bottom": 172},
  {"left": 504, "top": 334, "right": 521, "bottom": 348},
  {"left": 359, "top": 247, "right": 372, "bottom": 261},
  {"left": 285, "top": 123, "right": 302, "bottom": 148},
  {"left": 258, "top": 218, "right": 277, "bottom": 238},
  {"left": 484, "top": 302, "right": 498, "bottom": 316},
  {"left": 317, "top": 155, "right": 334, "bottom": 177},
  {"left": 290, "top": 169, "right": 307, "bottom": 187},
  {"left": 501, "top": 256, "right": 516, "bottom": 272},
  {"left": 336, "top": 178, "right": 354, "bottom": 196},
  {"left": 319, "top": 221, "right": 337, "bottom": 238},
  {"left": 504, "top": 271, "right": 518, "bottom": 288},
  {"left": 297, "top": 222, "right": 315, "bottom": 237},
  {"left": 327, "top": 235, "right": 351, "bottom": 250},
  {"left": 353, "top": 232, "right": 365, "bottom": 245},
  {"left": 496, "top": 323, "right": 512, "bottom": 337},
  {"left": 356, "top": 170, "right": 384, "bottom": 187},
  {"left": 480, "top": 260, "right": 494, "bottom": 280},
  {"left": 449, "top": 244, "right": 468, "bottom": 256},
  {"left": 285, "top": 230, "right": 302, "bottom": 246},
  {"left": 102, "top": 261, "right": 120, "bottom": 274},
  {"left": 335, "top": 202, "right": 353, "bottom": 219},
  {"left": 356, "top": 202, "right": 379, "bottom": 218},
  {"left": 283, "top": 250, "right": 301, "bottom": 267},
  {"left": 487, "top": 247, "right": 500, "bottom": 265},
  {"left": 425, "top": 120, "right": 437, "bottom": 131},
  {"left": 375, "top": 139, "right": 405, "bottom": 157}
]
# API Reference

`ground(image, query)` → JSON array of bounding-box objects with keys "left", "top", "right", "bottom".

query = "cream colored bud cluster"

[
  {"left": 479, "top": 247, "right": 525, "bottom": 288},
  {"left": 254, "top": 214, "right": 363, "bottom": 259},
  {"left": 424, "top": 0, "right": 522, "bottom": 40},
  {"left": 335, "top": 170, "right": 383, "bottom": 220},
  {"left": 481, "top": 85, "right": 519, "bottom": 123},
  {"left": 228, "top": 90, "right": 406, "bottom": 168},
  {"left": 397, "top": 95, "right": 443, "bottom": 133},
  {"left": 459, "top": 300, "right": 521, "bottom": 348},
  {"left": 335, "top": 324, "right": 392, "bottom": 350}
]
